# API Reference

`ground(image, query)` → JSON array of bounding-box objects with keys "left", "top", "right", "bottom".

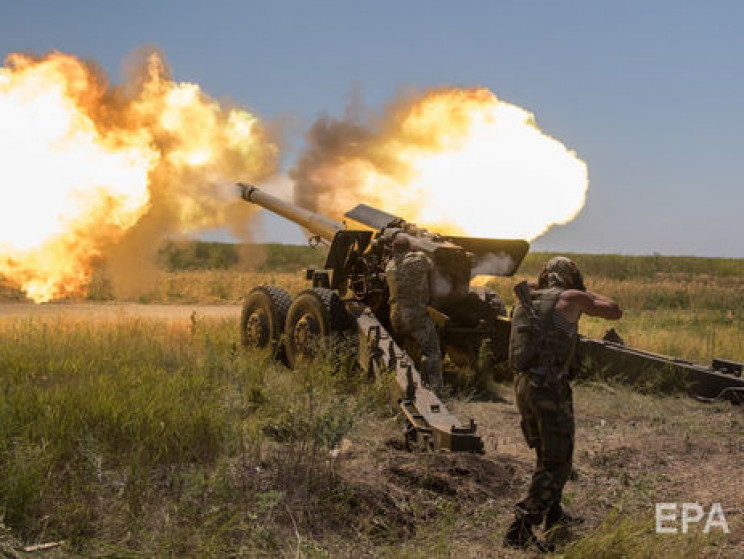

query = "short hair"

[{"left": 538, "top": 256, "right": 586, "bottom": 291}]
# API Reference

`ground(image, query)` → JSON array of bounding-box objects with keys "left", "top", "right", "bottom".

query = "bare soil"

[
  {"left": 329, "top": 383, "right": 743, "bottom": 556},
  {"left": 0, "top": 302, "right": 240, "bottom": 321},
  {"left": 280, "top": 377, "right": 743, "bottom": 556}
]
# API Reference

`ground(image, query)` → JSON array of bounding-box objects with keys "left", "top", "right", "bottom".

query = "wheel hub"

[
  {"left": 246, "top": 309, "right": 270, "bottom": 347},
  {"left": 294, "top": 314, "right": 320, "bottom": 355}
]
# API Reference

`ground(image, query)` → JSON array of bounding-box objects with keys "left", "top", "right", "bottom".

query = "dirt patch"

[
  {"left": 324, "top": 433, "right": 528, "bottom": 547},
  {"left": 386, "top": 452, "right": 522, "bottom": 501},
  {"left": 587, "top": 444, "right": 639, "bottom": 470}
]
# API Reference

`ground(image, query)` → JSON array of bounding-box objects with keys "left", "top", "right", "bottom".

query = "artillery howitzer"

[
  {"left": 237, "top": 183, "right": 530, "bottom": 453},
  {"left": 578, "top": 333, "right": 744, "bottom": 403},
  {"left": 237, "top": 184, "right": 744, "bottom": 453}
]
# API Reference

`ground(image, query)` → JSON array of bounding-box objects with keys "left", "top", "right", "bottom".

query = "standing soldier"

[
  {"left": 504, "top": 256, "right": 622, "bottom": 549},
  {"left": 385, "top": 235, "right": 443, "bottom": 389}
]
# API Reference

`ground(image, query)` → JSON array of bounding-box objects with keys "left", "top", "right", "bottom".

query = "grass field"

[
  {"left": 0, "top": 244, "right": 742, "bottom": 556},
  {"left": 77, "top": 244, "right": 743, "bottom": 364}
]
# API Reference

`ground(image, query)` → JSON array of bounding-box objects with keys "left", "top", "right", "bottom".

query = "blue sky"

[{"left": 2, "top": 1, "right": 742, "bottom": 256}]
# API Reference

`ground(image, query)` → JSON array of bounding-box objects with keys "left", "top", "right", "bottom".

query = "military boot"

[
  {"left": 545, "top": 503, "right": 583, "bottom": 529},
  {"left": 544, "top": 504, "right": 583, "bottom": 546},
  {"left": 503, "top": 516, "right": 545, "bottom": 551}
]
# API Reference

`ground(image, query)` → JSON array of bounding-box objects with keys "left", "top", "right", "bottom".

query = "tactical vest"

[
  {"left": 509, "top": 287, "right": 578, "bottom": 373},
  {"left": 385, "top": 251, "right": 431, "bottom": 309}
]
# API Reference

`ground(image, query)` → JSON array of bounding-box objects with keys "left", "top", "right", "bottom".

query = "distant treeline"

[
  {"left": 517, "top": 252, "right": 744, "bottom": 279},
  {"left": 159, "top": 241, "right": 325, "bottom": 272},
  {"left": 160, "top": 241, "right": 744, "bottom": 278},
  {"left": 160, "top": 241, "right": 240, "bottom": 270}
]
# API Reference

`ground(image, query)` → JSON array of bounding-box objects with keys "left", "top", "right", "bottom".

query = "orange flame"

[
  {"left": 0, "top": 51, "right": 277, "bottom": 302},
  {"left": 293, "top": 88, "right": 588, "bottom": 240}
]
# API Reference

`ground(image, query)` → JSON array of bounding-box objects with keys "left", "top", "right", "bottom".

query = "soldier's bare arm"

[{"left": 557, "top": 290, "right": 623, "bottom": 322}]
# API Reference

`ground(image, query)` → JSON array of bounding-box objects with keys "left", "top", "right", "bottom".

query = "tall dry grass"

[
  {"left": 124, "top": 265, "right": 743, "bottom": 364},
  {"left": 487, "top": 269, "right": 743, "bottom": 364},
  {"left": 1, "top": 246, "right": 741, "bottom": 556},
  {"left": 146, "top": 270, "right": 308, "bottom": 303}
]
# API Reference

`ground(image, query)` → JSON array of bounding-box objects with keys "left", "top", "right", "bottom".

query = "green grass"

[
  {"left": 1, "top": 244, "right": 742, "bottom": 556},
  {"left": 0, "top": 316, "right": 386, "bottom": 554},
  {"left": 1, "top": 314, "right": 741, "bottom": 556},
  {"left": 562, "top": 508, "right": 718, "bottom": 559}
]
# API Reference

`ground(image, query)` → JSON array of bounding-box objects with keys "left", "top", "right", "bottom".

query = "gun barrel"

[{"left": 238, "top": 183, "right": 344, "bottom": 241}]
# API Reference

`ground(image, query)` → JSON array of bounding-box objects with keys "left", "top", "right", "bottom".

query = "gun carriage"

[
  {"left": 238, "top": 183, "right": 531, "bottom": 452},
  {"left": 238, "top": 184, "right": 744, "bottom": 453}
]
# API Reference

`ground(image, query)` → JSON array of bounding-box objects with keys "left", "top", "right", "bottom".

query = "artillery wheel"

[
  {"left": 241, "top": 285, "right": 292, "bottom": 360},
  {"left": 284, "top": 288, "right": 352, "bottom": 368}
]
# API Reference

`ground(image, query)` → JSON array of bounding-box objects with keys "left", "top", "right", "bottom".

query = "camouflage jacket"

[{"left": 385, "top": 251, "right": 433, "bottom": 310}]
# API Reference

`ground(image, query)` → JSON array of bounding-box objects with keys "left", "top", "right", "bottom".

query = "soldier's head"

[
  {"left": 538, "top": 256, "right": 586, "bottom": 291},
  {"left": 392, "top": 235, "right": 410, "bottom": 256}
]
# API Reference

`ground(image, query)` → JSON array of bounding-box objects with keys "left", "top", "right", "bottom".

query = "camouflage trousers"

[
  {"left": 514, "top": 371, "right": 575, "bottom": 525},
  {"left": 390, "top": 305, "right": 443, "bottom": 388}
]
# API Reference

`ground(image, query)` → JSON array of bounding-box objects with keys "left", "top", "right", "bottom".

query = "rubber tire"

[
  {"left": 284, "top": 288, "right": 352, "bottom": 368},
  {"left": 241, "top": 285, "right": 292, "bottom": 358}
]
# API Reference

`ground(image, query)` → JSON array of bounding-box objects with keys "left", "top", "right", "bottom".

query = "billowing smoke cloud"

[
  {"left": 471, "top": 252, "right": 516, "bottom": 277},
  {"left": 0, "top": 49, "right": 279, "bottom": 300},
  {"left": 291, "top": 87, "right": 588, "bottom": 241}
]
